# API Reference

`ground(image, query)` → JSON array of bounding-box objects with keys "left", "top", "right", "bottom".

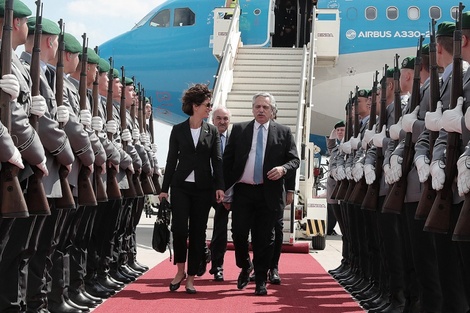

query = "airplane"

[{"left": 99, "top": 0, "right": 460, "bottom": 153}]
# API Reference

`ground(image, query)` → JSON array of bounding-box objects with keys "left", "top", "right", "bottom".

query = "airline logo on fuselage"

[{"left": 346, "top": 29, "right": 430, "bottom": 40}]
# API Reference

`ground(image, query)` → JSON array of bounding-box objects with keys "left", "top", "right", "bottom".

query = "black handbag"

[{"left": 152, "top": 198, "right": 172, "bottom": 259}]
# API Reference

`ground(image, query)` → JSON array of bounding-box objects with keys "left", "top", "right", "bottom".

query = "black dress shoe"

[
  {"left": 268, "top": 269, "right": 281, "bottom": 285},
  {"left": 80, "top": 289, "right": 103, "bottom": 303},
  {"left": 134, "top": 260, "right": 149, "bottom": 271},
  {"left": 213, "top": 270, "right": 224, "bottom": 281},
  {"left": 67, "top": 289, "right": 99, "bottom": 308},
  {"left": 196, "top": 260, "right": 207, "bottom": 277},
  {"left": 128, "top": 261, "right": 148, "bottom": 273},
  {"left": 169, "top": 273, "right": 187, "bottom": 291},
  {"left": 255, "top": 282, "right": 268, "bottom": 296},
  {"left": 185, "top": 287, "right": 197, "bottom": 294},
  {"left": 121, "top": 264, "right": 141, "bottom": 277},
  {"left": 109, "top": 269, "right": 132, "bottom": 284},
  {"left": 249, "top": 273, "right": 256, "bottom": 282},
  {"left": 237, "top": 265, "right": 253, "bottom": 290}
]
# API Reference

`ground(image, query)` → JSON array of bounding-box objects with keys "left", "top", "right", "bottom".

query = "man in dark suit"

[{"left": 223, "top": 92, "right": 299, "bottom": 296}]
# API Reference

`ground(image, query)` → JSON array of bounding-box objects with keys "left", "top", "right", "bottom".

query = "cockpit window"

[
  {"left": 133, "top": 11, "right": 155, "bottom": 30},
  {"left": 149, "top": 9, "right": 171, "bottom": 28},
  {"left": 387, "top": 7, "right": 399, "bottom": 20},
  {"left": 365, "top": 7, "right": 377, "bottom": 21},
  {"left": 408, "top": 6, "right": 420, "bottom": 20},
  {"left": 174, "top": 8, "right": 195, "bottom": 27},
  {"left": 429, "top": 6, "right": 441, "bottom": 20}
]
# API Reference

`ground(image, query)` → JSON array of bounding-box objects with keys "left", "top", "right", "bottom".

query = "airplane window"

[
  {"left": 429, "top": 6, "right": 441, "bottom": 20},
  {"left": 174, "top": 8, "right": 195, "bottom": 27},
  {"left": 149, "top": 9, "right": 170, "bottom": 28},
  {"left": 365, "top": 7, "right": 377, "bottom": 21},
  {"left": 408, "top": 6, "right": 419, "bottom": 20},
  {"left": 451, "top": 7, "right": 458, "bottom": 20},
  {"left": 133, "top": 11, "right": 155, "bottom": 30},
  {"left": 387, "top": 7, "right": 399, "bottom": 20}
]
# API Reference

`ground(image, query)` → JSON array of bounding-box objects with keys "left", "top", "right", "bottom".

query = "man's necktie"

[
  {"left": 220, "top": 134, "right": 225, "bottom": 154},
  {"left": 253, "top": 125, "right": 264, "bottom": 184}
]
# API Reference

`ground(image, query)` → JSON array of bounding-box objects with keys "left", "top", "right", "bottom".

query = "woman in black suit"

[{"left": 159, "top": 84, "right": 225, "bottom": 294}]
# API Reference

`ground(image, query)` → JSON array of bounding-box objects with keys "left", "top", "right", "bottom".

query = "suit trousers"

[
  {"left": 210, "top": 203, "right": 230, "bottom": 271},
  {"left": 170, "top": 182, "right": 213, "bottom": 276},
  {"left": 270, "top": 206, "right": 284, "bottom": 271},
  {"left": 231, "top": 183, "right": 276, "bottom": 283}
]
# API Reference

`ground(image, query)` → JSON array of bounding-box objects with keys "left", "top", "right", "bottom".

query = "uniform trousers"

[
  {"left": 231, "top": 183, "right": 276, "bottom": 283},
  {"left": 0, "top": 218, "right": 15, "bottom": 262},
  {"left": 338, "top": 201, "right": 351, "bottom": 265},
  {"left": 128, "top": 197, "right": 146, "bottom": 263},
  {"left": 210, "top": 203, "right": 230, "bottom": 272},
  {"left": 403, "top": 202, "right": 442, "bottom": 311}
]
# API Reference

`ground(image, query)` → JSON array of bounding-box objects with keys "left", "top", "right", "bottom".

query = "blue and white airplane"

[{"left": 99, "top": 0, "right": 460, "bottom": 143}]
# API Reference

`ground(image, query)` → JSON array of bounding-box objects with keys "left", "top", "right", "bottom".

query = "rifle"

[
  {"left": 137, "top": 85, "right": 156, "bottom": 195},
  {"left": 350, "top": 72, "right": 379, "bottom": 205},
  {"left": 77, "top": 34, "right": 97, "bottom": 206},
  {"left": 104, "top": 58, "right": 122, "bottom": 200},
  {"left": 383, "top": 37, "right": 424, "bottom": 214},
  {"left": 425, "top": 3, "right": 465, "bottom": 234},
  {"left": 362, "top": 65, "right": 388, "bottom": 211},
  {"left": 25, "top": 0, "right": 50, "bottom": 215},
  {"left": 120, "top": 66, "right": 139, "bottom": 198},
  {"left": 0, "top": 0, "right": 29, "bottom": 218},
  {"left": 148, "top": 96, "right": 162, "bottom": 194},
  {"left": 53, "top": 19, "right": 75, "bottom": 210},
  {"left": 91, "top": 46, "right": 108, "bottom": 202},
  {"left": 343, "top": 86, "right": 360, "bottom": 202},
  {"left": 416, "top": 20, "right": 439, "bottom": 219},
  {"left": 332, "top": 92, "right": 353, "bottom": 200}
]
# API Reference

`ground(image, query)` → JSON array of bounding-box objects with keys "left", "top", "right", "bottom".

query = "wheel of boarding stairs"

[{"left": 311, "top": 235, "right": 326, "bottom": 250}]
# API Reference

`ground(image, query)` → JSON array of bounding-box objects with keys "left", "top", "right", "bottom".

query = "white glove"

[
  {"left": 372, "top": 125, "right": 387, "bottom": 148},
  {"left": 465, "top": 102, "right": 470, "bottom": 132},
  {"left": 106, "top": 120, "right": 118, "bottom": 134},
  {"left": 330, "top": 166, "right": 338, "bottom": 180},
  {"left": 80, "top": 109, "right": 91, "bottom": 127},
  {"left": 430, "top": 160, "right": 446, "bottom": 191},
  {"left": 389, "top": 117, "right": 402, "bottom": 140},
  {"left": 457, "top": 155, "right": 470, "bottom": 196},
  {"left": 364, "top": 164, "right": 376, "bottom": 185},
  {"left": 388, "top": 155, "right": 403, "bottom": 184},
  {"left": 350, "top": 135, "right": 361, "bottom": 151},
  {"left": 36, "top": 158, "right": 49, "bottom": 176},
  {"left": 440, "top": 96, "right": 463, "bottom": 134},
  {"left": 362, "top": 124, "right": 376, "bottom": 150},
  {"left": 30, "top": 95, "right": 47, "bottom": 118},
  {"left": 0, "top": 73, "right": 19, "bottom": 100},
  {"left": 329, "top": 128, "right": 338, "bottom": 140},
  {"left": 91, "top": 116, "right": 103, "bottom": 132},
  {"left": 121, "top": 129, "right": 132, "bottom": 142},
  {"left": 402, "top": 105, "right": 419, "bottom": 133},
  {"left": 340, "top": 140, "right": 352, "bottom": 154},
  {"left": 57, "top": 106, "right": 69, "bottom": 125},
  {"left": 345, "top": 166, "right": 352, "bottom": 180},
  {"left": 127, "top": 163, "right": 135, "bottom": 174},
  {"left": 140, "top": 133, "right": 149, "bottom": 145},
  {"left": 152, "top": 143, "right": 157, "bottom": 153},
  {"left": 415, "top": 155, "right": 430, "bottom": 183},
  {"left": 132, "top": 128, "right": 140, "bottom": 141},
  {"left": 114, "top": 141, "right": 122, "bottom": 150},
  {"left": 425, "top": 101, "right": 443, "bottom": 131},
  {"left": 336, "top": 165, "right": 346, "bottom": 180},
  {"left": 352, "top": 162, "right": 364, "bottom": 182},
  {"left": 8, "top": 147, "right": 24, "bottom": 169},
  {"left": 383, "top": 164, "right": 392, "bottom": 185}
]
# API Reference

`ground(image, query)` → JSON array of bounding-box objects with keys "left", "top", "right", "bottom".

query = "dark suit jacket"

[
  {"left": 223, "top": 120, "right": 300, "bottom": 211},
  {"left": 162, "top": 118, "right": 224, "bottom": 192}
]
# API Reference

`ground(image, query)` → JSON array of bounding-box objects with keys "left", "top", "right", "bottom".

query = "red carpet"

[{"left": 93, "top": 251, "right": 364, "bottom": 313}]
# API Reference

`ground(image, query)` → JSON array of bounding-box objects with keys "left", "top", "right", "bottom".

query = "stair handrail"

[{"left": 211, "top": 5, "right": 241, "bottom": 116}]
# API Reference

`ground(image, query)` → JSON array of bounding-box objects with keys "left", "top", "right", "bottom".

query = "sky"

[{"left": 20, "top": 0, "right": 173, "bottom": 166}]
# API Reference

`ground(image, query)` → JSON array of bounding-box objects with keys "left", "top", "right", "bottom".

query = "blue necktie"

[{"left": 253, "top": 125, "right": 264, "bottom": 184}]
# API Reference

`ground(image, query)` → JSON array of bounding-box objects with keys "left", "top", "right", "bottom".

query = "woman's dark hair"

[{"left": 181, "top": 83, "right": 212, "bottom": 116}]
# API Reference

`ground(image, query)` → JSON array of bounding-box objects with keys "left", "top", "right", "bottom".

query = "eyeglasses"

[{"left": 198, "top": 101, "right": 213, "bottom": 108}]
